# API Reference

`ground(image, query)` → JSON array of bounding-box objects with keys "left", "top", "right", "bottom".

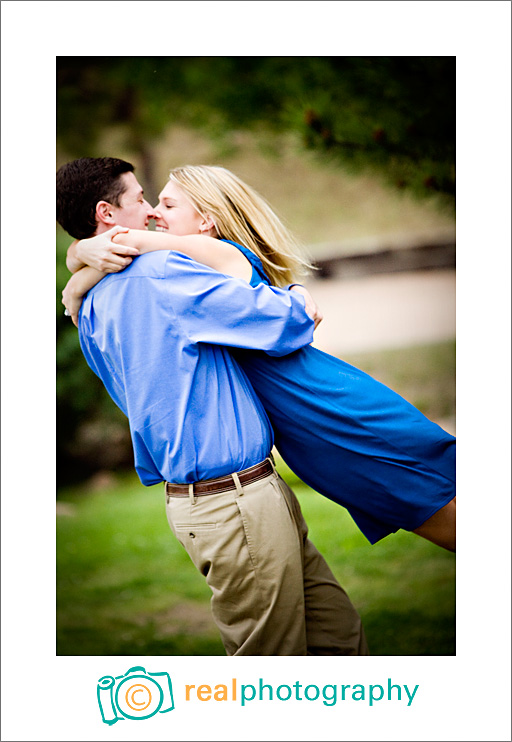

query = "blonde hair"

[{"left": 167, "top": 165, "right": 313, "bottom": 286}]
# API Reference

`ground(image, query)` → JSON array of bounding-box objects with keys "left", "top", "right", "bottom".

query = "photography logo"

[{"left": 97, "top": 666, "right": 174, "bottom": 725}]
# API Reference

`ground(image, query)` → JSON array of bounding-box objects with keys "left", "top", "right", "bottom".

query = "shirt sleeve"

[{"left": 164, "top": 252, "right": 314, "bottom": 356}]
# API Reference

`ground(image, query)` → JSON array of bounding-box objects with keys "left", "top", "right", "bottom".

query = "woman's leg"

[{"left": 412, "top": 497, "right": 456, "bottom": 552}]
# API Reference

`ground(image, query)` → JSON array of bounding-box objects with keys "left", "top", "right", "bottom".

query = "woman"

[{"left": 63, "top": 165, "right": 456, "bottom": 551}]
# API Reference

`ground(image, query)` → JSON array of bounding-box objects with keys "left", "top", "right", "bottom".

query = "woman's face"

[{"left": 154, "top": 181, "right": 207, "bottom": 236}]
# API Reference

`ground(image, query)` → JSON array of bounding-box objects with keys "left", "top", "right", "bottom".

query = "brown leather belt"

[{"left": 165, "top": 458, "right": 274, "bottom": 497}]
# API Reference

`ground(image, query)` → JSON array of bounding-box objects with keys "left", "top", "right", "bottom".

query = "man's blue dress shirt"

[{"left": 78, "top": 250, "right": 314, "bottom": 485}]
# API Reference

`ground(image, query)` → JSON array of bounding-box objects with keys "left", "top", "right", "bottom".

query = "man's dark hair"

[{"left": 56, "top": 157, "right": 135, "bottom": 239}]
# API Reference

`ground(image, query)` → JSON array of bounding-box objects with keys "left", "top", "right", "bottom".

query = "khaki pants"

[{"left": 165, "top": 465, "right": 368, "bottom": 656}]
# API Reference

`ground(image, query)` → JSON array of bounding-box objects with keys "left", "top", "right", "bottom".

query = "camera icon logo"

[{"left": 97, "top": 666, "right": 174, "bottom": 724}]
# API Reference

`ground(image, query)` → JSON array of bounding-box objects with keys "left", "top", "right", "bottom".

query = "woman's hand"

[
  {"left": 289, "top": 284, "right": 323, "bottom": 329},
  {"left": 62, "top": 275, "right": 85, "bottom": 327},
  {"left": 61, "top": 266, "right": 106, "bottom": 327},
  {"left": 75, "top": 225, "right": 139, "bottom": 273}
]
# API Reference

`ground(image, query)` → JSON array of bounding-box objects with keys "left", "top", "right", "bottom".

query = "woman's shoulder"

[
  {"left": 220, "top": 238, "right": 259, "bottom": 265},
  {"left": 220, "top": 239, "right": 270, "bottom": 286}
]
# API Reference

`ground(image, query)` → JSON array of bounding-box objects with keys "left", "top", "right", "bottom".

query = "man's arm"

[{"left": 165, "top": 253, "right": 314, "bottom": 356}]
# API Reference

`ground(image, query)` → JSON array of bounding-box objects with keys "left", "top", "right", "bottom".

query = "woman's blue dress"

[{"left": 224, "top": 240, "right": 456, "bottom": 545}]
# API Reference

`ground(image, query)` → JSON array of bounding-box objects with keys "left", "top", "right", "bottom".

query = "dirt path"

[{"left": 304, "top": 269, "right": 455, "bottom": 355}]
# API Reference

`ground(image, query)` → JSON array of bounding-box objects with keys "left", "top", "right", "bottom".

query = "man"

[{"left": 57, "top": 157, "right": 368, "bottom": 656}]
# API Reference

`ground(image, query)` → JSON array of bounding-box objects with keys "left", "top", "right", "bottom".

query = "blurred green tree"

[{"left": 57, "top": 57, "right": 455, "bottom": 203}]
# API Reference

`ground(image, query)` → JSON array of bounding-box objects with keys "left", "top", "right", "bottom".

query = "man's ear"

[{"left": 96, "top": 201, "right": 116, "bottom": 227}]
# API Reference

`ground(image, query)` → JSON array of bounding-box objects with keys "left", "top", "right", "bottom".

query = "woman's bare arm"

[
  {"left": 123, "top": 233, "right": 321, "bottom": 325},
  {"left": 72, "top": 227, "right": 251, "bottom": 281},
  {"left": 66, "top": 227, "right": 134, "bottom": 274},
  {"left": 63, "top": 228, "right": 322, "bottom": 327},
  {"left": 62, "top": 228, "right": 251, "bottom": 327},
  {"left": 62, "top": 267, "right": 106, "bottom": 327},
  {"left": 113, "top": 230, "right": 251, "bottom": 279},
  {"left": 66, "top": 240, "right": 86, "bottom": 273}
]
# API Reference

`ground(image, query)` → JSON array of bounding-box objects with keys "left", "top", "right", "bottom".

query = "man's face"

[{"left": 109, "top": 172, "right": 155, "bottom": 229}]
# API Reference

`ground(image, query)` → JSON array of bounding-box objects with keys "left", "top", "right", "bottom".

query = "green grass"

[
  {"left": 294, "top": 477, "right": 456, "bottom": 656},
  {"left": 57, "top": 462, "right": 455, "bottom": 657},
  {"left": 57, "top": 342, "right": 455, "bottom": 657}
]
